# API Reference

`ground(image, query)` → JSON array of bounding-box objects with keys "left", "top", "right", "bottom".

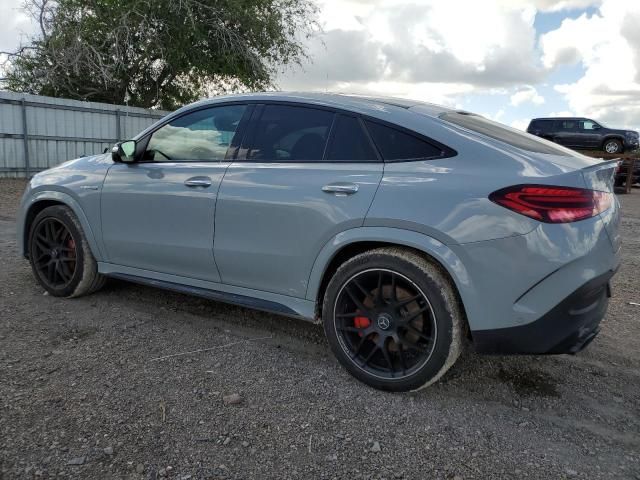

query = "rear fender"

[{"left": 306, "top": 226, "right": 480, "bottom": 327}]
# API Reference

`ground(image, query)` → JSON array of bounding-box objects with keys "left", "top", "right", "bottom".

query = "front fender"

[
  {"left": 18, "top": 190, "right": 104, "bottom": 261},
  {"left": 305, "top": 226, "right": 480, "bottom": 328}
]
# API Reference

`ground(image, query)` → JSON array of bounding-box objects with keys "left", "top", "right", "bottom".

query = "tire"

[
  {"left": 28, "top": 205, "right": 106, "bottom": 298},
  {"left": 322, "top": 247, "right": 464, "bottom": 392},
  {"left": 603, "top": 139, "right": 623, "bottom": 154}
]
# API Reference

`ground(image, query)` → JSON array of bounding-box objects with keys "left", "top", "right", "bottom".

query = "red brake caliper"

[{"left": 354, "top": 315, "right": 370, "bottom": 335}]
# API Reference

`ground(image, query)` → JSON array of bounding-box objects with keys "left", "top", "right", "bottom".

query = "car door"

[
  {"left": 213, "top": 104, "right": 384, "bottom": 298},
  {"left": 553, "top": 119, "right": 579, "bottom": 146},
  {"left": 575, "top": 119, "right": 602, "bottom": 148},
  {"left": 101, "top": 103, "right": 250, "bottom": 282}
]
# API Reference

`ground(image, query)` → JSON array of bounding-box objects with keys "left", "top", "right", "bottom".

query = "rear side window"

[
  {"left": 326, "top": 115, "right": 378, "bottom": 161},
  {"left": 529, "top": 120, "right": 553, "bottom": 131},
  {"left": 248, "top": 105, "right": 333, "bottom": 161},
  {"left": 440, "top": 112, "right": 576, "bottom": 155},
  {"left": 364, "top": 120, "right": 443, "bottom": 161},
  {"left": 558, "top": 120, "right": 577, "bottom": 130}
]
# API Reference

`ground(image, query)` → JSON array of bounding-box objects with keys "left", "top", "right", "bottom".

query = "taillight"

[{"left": 489, "top": 185, "right": 613, "bottom": 223}]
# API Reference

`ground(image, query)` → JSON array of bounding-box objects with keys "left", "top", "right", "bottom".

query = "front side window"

[
  {"left": 248, "top": 105, "right": 334, "bottom": 161},
  {"left": 580, "top": 120, "right": 599, "bottom": 130},
  {"left": 365, "top": 120, "right": 443, "bottom": 161},
  {"left": 145, "top": 104, "right": 246, "bottom": 162}
]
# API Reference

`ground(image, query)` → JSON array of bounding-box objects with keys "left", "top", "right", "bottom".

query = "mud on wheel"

[
  {"left": 322, "top": 247, "right": 463, "bottom": 392},
  {"left": 28, "top": 205, "right": 105, "bottom": 298}
]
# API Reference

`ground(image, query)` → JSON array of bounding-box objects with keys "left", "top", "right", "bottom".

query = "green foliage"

[{"left": 4, "top": 0, "right": 318, "bottom": 109}]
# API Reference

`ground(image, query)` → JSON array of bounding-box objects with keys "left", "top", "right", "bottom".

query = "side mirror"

[
  {"left": 592, "top": 124, "right": 601, "bottom": 130},
  {"left": 112, "top": 140, "right": 137, "bottom": 163}
]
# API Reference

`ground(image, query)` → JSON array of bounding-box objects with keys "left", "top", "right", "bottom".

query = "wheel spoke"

[
  {"left": 352, "top": 278, "right": 371, "bottom": 299},
  {"left": 402, "top": 305, "right": 430, "bottom": 324},
  {"left": 396, "top": 340, "right": 408, "bottom": 375},
  {"left": 337, "top": 326, "right": 364, "bottom": 334},
  {"left": 397, "top": 294, "right": 421, "bottom": 308},
  {"left": 374, "top": 270, "right": 384, "bottom": 306},
  {"left": 351, "top": 334, "right": 371, "bottom": 360},
  {"left": 390, "top": 273, "right": 398, "bottom": 302},
  {"left": 380, "top": 339, "right": 395, "bottom": 376},
  {"left": 336, "top": 312, "right": 361, "bottom": 319},
  {"left": 345, "top": 285, "right": 368, "bottom": 312},
  {"left": 46, "top": 261, "right": 56, "bottom": 283},
  {"left": 405, "top": 324, "right": 432, "bottom": 343},
  {"left": 361, "top": 344, "right": 379, "bottom": 366},
  {"left": 36, "top": 233, "right": 51, "bottom": 248},
  {"left": 56, "top": 262, "right": 71, "bottom": 282}
]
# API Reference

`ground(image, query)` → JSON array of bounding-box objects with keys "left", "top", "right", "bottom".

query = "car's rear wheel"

[
  {"left": 603, "top": 139, "right": 623, "bottom": 154},
  {"left": 322, "top": 247, "right": 463, "bottom": 391},
  {"left": 28, "top": 205, "right": 105, "bottom": 297}
]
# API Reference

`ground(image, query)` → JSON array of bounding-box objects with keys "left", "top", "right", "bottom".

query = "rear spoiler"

[
  {"left": 581, "top": 159, "right": 620, "bottom": 192},
  {"left": 581, "top": 159, "right": 621, "bottom": 172}
]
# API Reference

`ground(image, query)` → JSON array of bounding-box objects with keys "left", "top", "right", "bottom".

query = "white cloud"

[
  {"left": 511, "top": 119, "right": 531, "bottom": 131},
  {"left": 528, "top": 0, "right": 601, "bottom": 12},
  {"left": 547, "top": 110, "right": 575, "bottom": 117},
  {"left": 281, "top": 0, "right": 545, "bottom": 100},
  {"left": 510, "top": 86, "right": 545, "bottom": 106},
  {"left": 540, "top": 0, "right": 640, "bottom": 129}
]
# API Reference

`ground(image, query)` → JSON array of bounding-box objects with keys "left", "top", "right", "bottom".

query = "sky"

[{"left": 2, "top": 0, "right": 640, "bottom": 132}]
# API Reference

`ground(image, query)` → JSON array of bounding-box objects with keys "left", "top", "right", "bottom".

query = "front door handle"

[
  {"left": 322, "top": 182, "right": 359, "bottom": 196},
  {"left": 184, "top": 176, "right": 212, "bottom": 188}
]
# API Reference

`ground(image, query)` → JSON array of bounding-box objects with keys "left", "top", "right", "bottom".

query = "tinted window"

[
  {"left": 248, "top": 105, "right": 333, "bottom": 161},
  {"left": 559, "top": 120, "right": 577, "bottom": 130},
  {"left": 365, "top": 121, "right": 442, "bottom": 161},
  {"left": 440, "top": 112, "right": 579, "bottom": 155},
  {"left": 326, "top": 115, "right": 378, "bottom": 161},
  {"left": 145, "top": 105, "right": 246, "bottom": 161},
  {"left": 529, "top": 119, "right": 553, "bottom": 130}
]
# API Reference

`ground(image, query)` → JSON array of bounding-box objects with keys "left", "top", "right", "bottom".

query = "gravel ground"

[{"left": 1, "top": 178, "right": 639, "bottom": 480}]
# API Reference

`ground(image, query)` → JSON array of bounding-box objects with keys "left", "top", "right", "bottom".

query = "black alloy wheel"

[
  {"left": 332, "top": 268, "right": 437, "bottom": 380},
  {"left": 31, "top": 217, "right": 78, "bottom": 289}
]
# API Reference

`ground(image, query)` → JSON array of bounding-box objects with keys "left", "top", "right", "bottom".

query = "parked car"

[
  {"left": 18, "top": 94, "right": 621, "bottom": 391},
  {"left": 527, "top": 117, "right": 639, "bottom": 154},
  {"left": 614, "top": 160, "right": 640, "bottom": 187}
]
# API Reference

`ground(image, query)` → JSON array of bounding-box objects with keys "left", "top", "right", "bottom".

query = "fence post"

[
  {"left": 115, "top": 109, "right": 121, "bottom": 142},
  {"left": 21, "top": 98, "right": 30, "bottom": 177}
]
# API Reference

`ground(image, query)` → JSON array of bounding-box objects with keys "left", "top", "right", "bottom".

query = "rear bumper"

[{"left": 473, "top": 269, "right": 616, "bottom": 354}]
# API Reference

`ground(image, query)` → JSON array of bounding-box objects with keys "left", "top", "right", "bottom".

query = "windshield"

[{"left": 439, "top": 112, "right": 580, "bottom": 156}]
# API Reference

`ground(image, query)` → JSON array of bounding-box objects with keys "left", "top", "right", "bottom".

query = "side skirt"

[{"left": 98, "top": 263, "right": 316, "bottom": 321}]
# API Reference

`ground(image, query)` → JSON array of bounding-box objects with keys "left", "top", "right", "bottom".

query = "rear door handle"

[
  {"left": 322, "top": 182, "right": 359, "bottom": 196},
  {"left": 184, "top": 176, "right": 212, "bottom": 188}
]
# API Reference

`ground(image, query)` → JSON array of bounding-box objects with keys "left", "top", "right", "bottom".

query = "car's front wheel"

[
  {"left": 322, "top": 247, "right": 464, "bottom": 391},
  {"left": 603, "top": 139, "right": 623, "bottom": 154},
  {"left": 28, "top": 205, "right": 105, "bottom": 297}
]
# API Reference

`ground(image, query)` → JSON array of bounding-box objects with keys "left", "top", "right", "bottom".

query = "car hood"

[{"left": 30, "top": 153, "right": 114, "bottom": 189}]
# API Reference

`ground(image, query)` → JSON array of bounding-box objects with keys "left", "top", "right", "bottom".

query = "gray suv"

[
  {"left": 527, "top": 117, "right": 639, "bottom": 154},
  {"left": 18, "top": 93, "right": 621, "bottom": 391}
]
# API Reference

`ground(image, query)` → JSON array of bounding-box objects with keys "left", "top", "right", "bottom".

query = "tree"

[{"left": 1, "top": 0, "right": 318, "bottom": 109}]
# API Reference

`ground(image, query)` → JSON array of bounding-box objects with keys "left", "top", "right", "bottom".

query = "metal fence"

[{"left": 0, "top": 91, "right": 169, "bottom": 177}]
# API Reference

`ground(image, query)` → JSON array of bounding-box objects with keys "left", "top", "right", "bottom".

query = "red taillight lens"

[{"left": 489, "top": 185, "right": 613, "bottom": 223}]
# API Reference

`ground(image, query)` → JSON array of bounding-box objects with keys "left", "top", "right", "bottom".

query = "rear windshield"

[{"left": 440, "top": 112, "right": 575, "bottom": 155}]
